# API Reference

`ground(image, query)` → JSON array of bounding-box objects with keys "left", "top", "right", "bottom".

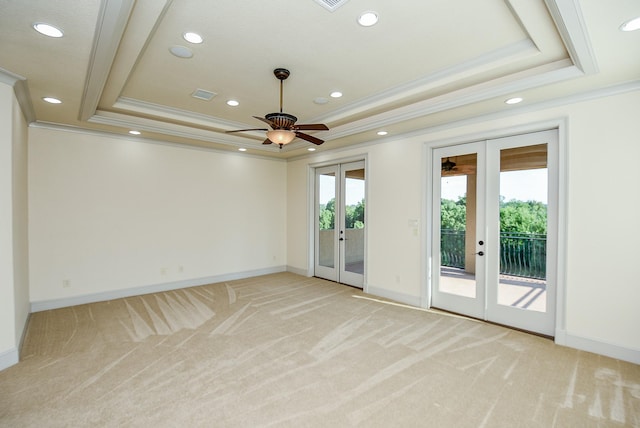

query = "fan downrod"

[{"left": 273, "top": 68, "right": 290, "bottom": 80}]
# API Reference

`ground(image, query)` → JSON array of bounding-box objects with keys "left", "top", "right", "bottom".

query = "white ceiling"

[{"left": 0, "top": 0, "right": 638, "bottom": 158}]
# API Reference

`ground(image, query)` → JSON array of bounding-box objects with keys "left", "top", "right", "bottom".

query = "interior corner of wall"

[{"left": 0, "top": 347, "right": 19, "bottom": 372}]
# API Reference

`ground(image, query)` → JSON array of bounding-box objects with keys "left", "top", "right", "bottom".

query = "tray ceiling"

[{"left": 0, "top": 0, "right": 638, "bottom": 158}]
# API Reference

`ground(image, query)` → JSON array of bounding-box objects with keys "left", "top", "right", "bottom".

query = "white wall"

[
  {"left": 0, "top": 80, "right": 29, "bottom": 370},
  {"left": 287, "top": 89, "right": 640, "bottom": 362},
  {"left": 29, "top": 127, "right": 287, "bottom": 305},
  {"left": 11, "top": 83, "right": 29, "bottom": 350}
]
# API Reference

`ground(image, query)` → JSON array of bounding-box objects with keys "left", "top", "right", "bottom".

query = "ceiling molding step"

[
  {"left": 99, "top": 0, "right": 174, "bottom": 106},
  {"left": 88, "top": 110, "right": 280, "bottom": 152},
  {"left": 355, "top": 79, "right": 640, "bottom": 149},
  {"left": 544, "top": 0, "right": 599, "bottom": 74},
  {"left": 0, "top": 68, "right": 36, "bottom": 123},
  {"left": 29, "top": 121, "right": 285, "bottom": 161},
  {"left": 0, "top": 67, "right": 24, "bottom": 86},
  {"left": 114, "top": 97, "right": 257, "bottom": 131},
  {"left": 79, "top": 0, "right": 136, "bottom": 122},
  {"left": 311, "top": 39, "right": 541, "bottom": 124},
  {"left": 327, "top": 59, "right": 580, "bottom": 140}
]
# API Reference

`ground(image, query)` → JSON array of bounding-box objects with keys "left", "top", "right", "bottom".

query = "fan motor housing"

[{"left": 266, "top": 112, "right": 297, "bottom": 129}]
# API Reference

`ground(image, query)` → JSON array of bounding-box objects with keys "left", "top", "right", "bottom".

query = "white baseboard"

[
  {"left": 365, "top": 284, "right": 423, "bottom": 307},
  {"left": 555, "top": 329, "right": 640, "bottom": 365},
  {"left": 0, "top": 347, "right": 19, "bottom": 371},
  {"left": 31, "top": 266, "right": 287, "bottom": 312},
  {"left": 286, "top": 265, "right": 310, "bottom": 277}
]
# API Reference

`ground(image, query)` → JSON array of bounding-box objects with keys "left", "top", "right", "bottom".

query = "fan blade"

[
  {"left": 294, "top": 123, "right": 329, "bottom": 131},
  {"left": 253, "top": 116, "right": 275, "bottom": 128},
  {"left": 295, "top": 132, "right": 324, "bottom": 145},
  {"left": 225, "top": 128, "right": 268, "bottom": 133},
  {"left": 262, "top": 138, "right": 272, "bottom": 145}
]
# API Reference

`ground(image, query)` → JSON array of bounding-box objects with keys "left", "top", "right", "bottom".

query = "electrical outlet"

[
  {"left": 178, "top": 265, "right": 184, "bottom": 273},
  {"left": 160, "top": 267, "right": 167, "bottom": 276},
  {"left": 62, "top": 279, "right": 71, "bottom": 288}
]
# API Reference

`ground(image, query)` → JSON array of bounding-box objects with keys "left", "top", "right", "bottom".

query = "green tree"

[
  {"left": 499, "top": 198, "right": 547, "bottom": 234},
  {"left": 319, "top": 198, "right": 335, "bottom": 230},
  {"left": 319, "top": 198, "right": 365, "bottom": 230},
  {"left": 440, "top": 196, "right": 547, "bottom": 234},
  {"left": 348, "top": 199, "right": 365, "bottom": 229},
  {"left": 440, "top": 197, "right": 467, "bottom": 230}
]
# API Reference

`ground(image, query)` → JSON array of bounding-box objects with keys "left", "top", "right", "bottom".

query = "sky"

[
  {"left": 441, "top": 169, "right": 548, "bottom": 204},
  {"left": 320, "top": 168, "right": 548, "bottom": 206},
  {"left": 319, "top": 175, "right": 365, "bottom": 205}
]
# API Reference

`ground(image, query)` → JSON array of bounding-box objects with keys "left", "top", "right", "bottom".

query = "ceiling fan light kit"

[
  {"left": 226, "top": 68, "right": 329, "bottom": 149},
  {"left": 266, "top": 130, "right": 296, "bottom": 145}
]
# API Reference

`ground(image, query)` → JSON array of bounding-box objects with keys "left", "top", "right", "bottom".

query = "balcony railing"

[{"left": 441, "top": 229, "right": 547, "bottom": 279}]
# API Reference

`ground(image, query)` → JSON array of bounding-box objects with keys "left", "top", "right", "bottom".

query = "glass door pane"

[
  {"left": 497, "top": 144, "right": 548, "bottom": 312},
  {"left": 484, "top": 129, "right": 557, "bottom": 337},
  {"left": 343, "top": 168, "right": 365, "bottom": 276},
  {"left": 439, "top": 154, "right": 478, "bottom": 298},
  {"left": 315, "top": 161, "right": 366, "bottom": 288},
  {"left": 318, "top": 171, "right": 336, "bottom": 269},
  {"left": 431, "top": 143, "right": 485, "bottom": 320}
]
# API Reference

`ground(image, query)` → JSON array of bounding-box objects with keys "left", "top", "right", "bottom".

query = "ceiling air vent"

[
  {"left": 312, "top": 0, "right": 350, "bottom": 12},
  {"left": 191, "top": 89, "right": 216, "bottom": 101}
]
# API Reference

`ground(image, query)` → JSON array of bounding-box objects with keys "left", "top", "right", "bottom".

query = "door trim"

[
  {"left": 308, "top": 156, "right": 368, "bottom": 288},
  {"left": 422, "top": 119, "right": 568, "bottom": 341}
]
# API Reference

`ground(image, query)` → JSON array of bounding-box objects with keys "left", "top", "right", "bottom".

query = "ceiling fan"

[
  {"left": 226, "top": 68, "right": 329, "bottom": 149},
  {"left": 441, "top": 157, "right": 457, "bottom": 172}
]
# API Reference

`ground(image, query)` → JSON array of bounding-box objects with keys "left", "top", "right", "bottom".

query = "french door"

[
  {"left": 314, "top": 161, "right": 365, "bottom": 288},
  {"left": 431, "top": 130, "right": 558, "bottom": 336}
]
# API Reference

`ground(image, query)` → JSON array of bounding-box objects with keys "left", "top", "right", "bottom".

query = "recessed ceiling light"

[
  {"left": 129, "top": 130, "right": 141, "bottom": 135},
  {"left": 33, "top": 23, "right": 63, "bottom": 38},
  {"left": 505, "top": 97, "right": 523, "bottom": 105},
  {"left": 226, "top": 100, "right": 239, "bottom": 107},
  {"left": 183, "top": 32, "right": 203, "bottom": 43},
  {"left": 330, "top": 91, "right": 343, "bottom": 98},
  {"left": 377, "top": 131, "right": 388, "bottom": 136},
  {"left": 238, "top": 148, "right": 247, "bottom": 152},
  {"left": 42, "top": 97, "right": 62, "bottom": 104},
  {"left": 358, "top": 11, "right": 379, "bottom": 27},
  {"left": 169, "top": 45, "right": 193, "bottom": 58},
  {"left": 308, "top": 148, "right": 316, "bottom": 152},
  {"left": 314, "top": 97, "right": 329, "bottom": 105},
  {"left": 620, "top": 16, "right": 640, "bottom": 32}
]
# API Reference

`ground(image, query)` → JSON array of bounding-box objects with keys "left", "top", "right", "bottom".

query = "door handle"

[
  {"left": 475, "top": 251, "right": 484, "bottom": 256},
  {"left": 339, "top": 238, "right": 344, "bottom": 241}
]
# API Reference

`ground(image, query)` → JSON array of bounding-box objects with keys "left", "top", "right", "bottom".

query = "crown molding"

[
  {"left": 114, "top": 97, "right": 258, "bottom": 132},
  {"left": 0, "top": 67, "right": 35, "bottom": 123},
  {"left": 311, "top": 39, "right": 541, "bottom": 124},
  {"left": 297, "top": 79, "right": 639, "bottom": 163},
  {"left": 544, "top": 0, "right": 598, "bottom": 75},
  {"left": 79, "top": 0, "right": 135, "bottom": 121},
  {"left": 29, "top": 121, "right": 287, "bottom": 161},
  {"left": 88, "top": 110, "right": 286, "bottom": 153},
  {"left": 326, "top": 59, "right": 578, "bottom": 140},
  {"left": 103, "top": 101, "right": 323, "bottom": 153}
]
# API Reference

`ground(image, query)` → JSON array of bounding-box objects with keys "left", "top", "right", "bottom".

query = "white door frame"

[
  {"left": 423, "top": 122, "right": 568, "bottom": 340},
  {"left": 311, "top": 159, "right": 367, "bottom": 288},
  {"left": 430, "top": 141, "right": 487, "bottom": 320}
]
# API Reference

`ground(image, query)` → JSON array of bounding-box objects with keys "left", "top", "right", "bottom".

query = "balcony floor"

[{"left": 439, "top": 266, "right": 547, "bottom": 312}]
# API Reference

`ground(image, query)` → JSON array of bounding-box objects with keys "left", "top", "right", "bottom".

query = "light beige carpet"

[{"left": 1, "top": 272, "right": 639, "bottom": 427}]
